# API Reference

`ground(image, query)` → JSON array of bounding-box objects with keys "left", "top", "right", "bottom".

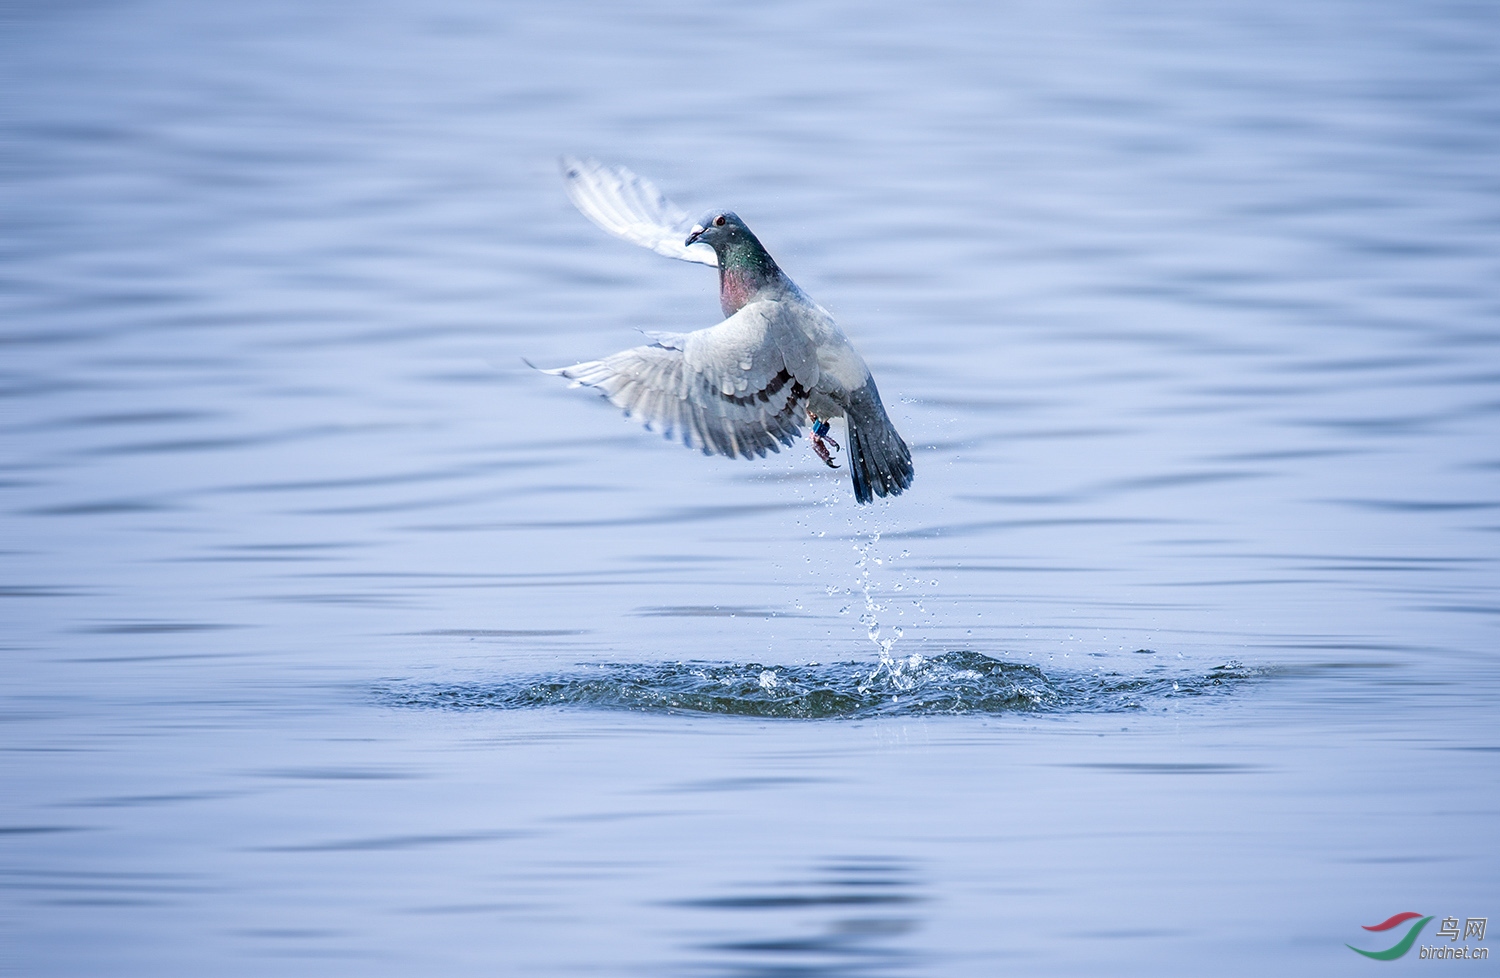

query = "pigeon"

[{"left": 538, "top": 158, "right": 913, "bottom": 504}]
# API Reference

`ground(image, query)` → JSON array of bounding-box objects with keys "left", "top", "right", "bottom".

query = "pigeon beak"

[{"left": 685, "top": 224, "right": 706, "bottom": 247}]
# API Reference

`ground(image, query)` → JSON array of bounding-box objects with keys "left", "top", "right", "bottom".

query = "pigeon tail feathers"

[{"left": 844, "top": 380, "right": 914, "bottom": 504}]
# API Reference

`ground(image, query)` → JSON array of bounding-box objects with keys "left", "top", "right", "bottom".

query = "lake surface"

[{"left": 3, "top": 0, "right": 1498, "bottom": 974}]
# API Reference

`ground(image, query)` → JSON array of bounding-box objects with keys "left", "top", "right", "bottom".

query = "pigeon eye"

[{"left": 713, "top": 215, "right": 726, "bottom": 227}]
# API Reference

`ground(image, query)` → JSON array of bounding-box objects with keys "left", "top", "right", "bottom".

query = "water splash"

[
  {"left": 379, "top": 652, "right": 1259, "bottom": 720},
  {"left": 847, "top": 529, "right": 941, "bottom": 695},
  {"left": 797, "top": 502, "right": 937, "bottom": 677},
  {"left": 853, "top": 530, "right": 896, "bottom": 657}
]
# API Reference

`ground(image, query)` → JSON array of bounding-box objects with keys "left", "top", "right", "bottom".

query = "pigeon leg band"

[
  {"left": 809, "top": 415, "right": 841, "bottom": 468},
  {"left": 811, "top": 417, "right": 840, "bottom": 451}
]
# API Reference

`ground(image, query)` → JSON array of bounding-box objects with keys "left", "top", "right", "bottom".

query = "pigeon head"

[
  {"left": 686, "top": 211, "right": 783, "bottom": 273},
  {"left": 685, "top": 211, "right": 753, "bottom": 251},
  {"left": 686, "top": 211, "right": 785, "bottom": 315}
]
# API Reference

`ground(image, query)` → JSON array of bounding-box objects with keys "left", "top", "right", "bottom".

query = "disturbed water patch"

[{"left": 378, "top": 651, "right": 1257, "bottom": 719}]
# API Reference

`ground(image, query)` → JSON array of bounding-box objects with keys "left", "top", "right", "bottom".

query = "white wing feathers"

[
  {"left": 560, "top": 157, "right": 718, "bottom": 267},
  {"left": 542, "top": 301, "right": 821, "bottom": 460}
]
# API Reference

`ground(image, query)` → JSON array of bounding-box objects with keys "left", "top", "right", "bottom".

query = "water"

[
  {"left": 384, "top": 653, "right": 1257, "bottom": 718},
  {"left": 3, "top": 0, "right": 1498, "bottom": 974}
]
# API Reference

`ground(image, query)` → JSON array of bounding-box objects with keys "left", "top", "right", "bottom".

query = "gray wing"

[
  {"left": 541, "top": 301, "right": 822, "bottom": 460},
  {"left": 560, "top": 157, "right": 718, "bottom": 267}
]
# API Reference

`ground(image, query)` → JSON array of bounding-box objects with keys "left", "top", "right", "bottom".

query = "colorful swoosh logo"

[
  {"left": 1348, "top": 913, "right": 1433, "bottom": 960},
  {"left": 1363, "top": 912, "right": 1424, "bottom": 932}
]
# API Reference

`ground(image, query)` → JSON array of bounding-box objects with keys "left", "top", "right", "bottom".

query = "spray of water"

[
  {"left": 850, "top": 529, "right": 934, "bottom": 695},
  {"left": 795, "top": 481, "right": 939, "bottom": 695}
]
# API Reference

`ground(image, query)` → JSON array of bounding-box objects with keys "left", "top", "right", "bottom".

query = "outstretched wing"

[
  {"left": 560, "top": 157, "right": 718, "bottom": 267},
  {"left": 540, "top": 301, "right": 822, "bottom": 460}
]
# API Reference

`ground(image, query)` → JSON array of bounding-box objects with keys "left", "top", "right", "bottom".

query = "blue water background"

[{"left": 3, "top": 1, "right": 1498, "bottom": 974}]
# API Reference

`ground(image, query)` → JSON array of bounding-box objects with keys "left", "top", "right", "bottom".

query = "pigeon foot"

[{"left": 809, "top": 416, "right": 841, "bottom": 469}]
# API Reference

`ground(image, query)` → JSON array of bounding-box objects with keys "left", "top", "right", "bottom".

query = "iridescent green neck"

[{"left": 717, "top": 237, "right": 782, "bottom": 316}]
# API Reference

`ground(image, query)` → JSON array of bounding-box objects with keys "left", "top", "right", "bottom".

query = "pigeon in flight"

[{"left": 539, "top": 158, "right": 913, "bottom": 504}]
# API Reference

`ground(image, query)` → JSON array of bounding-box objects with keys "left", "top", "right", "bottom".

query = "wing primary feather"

[
  {"left": 560, "top": 157, "right": 717, "bottom": 266},
  {"left": 539, "top": 303, "right": 826, "bottom": 466}
]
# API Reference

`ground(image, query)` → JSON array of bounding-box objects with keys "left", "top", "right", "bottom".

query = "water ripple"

[{"left": 380, "top": 652, "right": 1257, "bottom": 719}]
